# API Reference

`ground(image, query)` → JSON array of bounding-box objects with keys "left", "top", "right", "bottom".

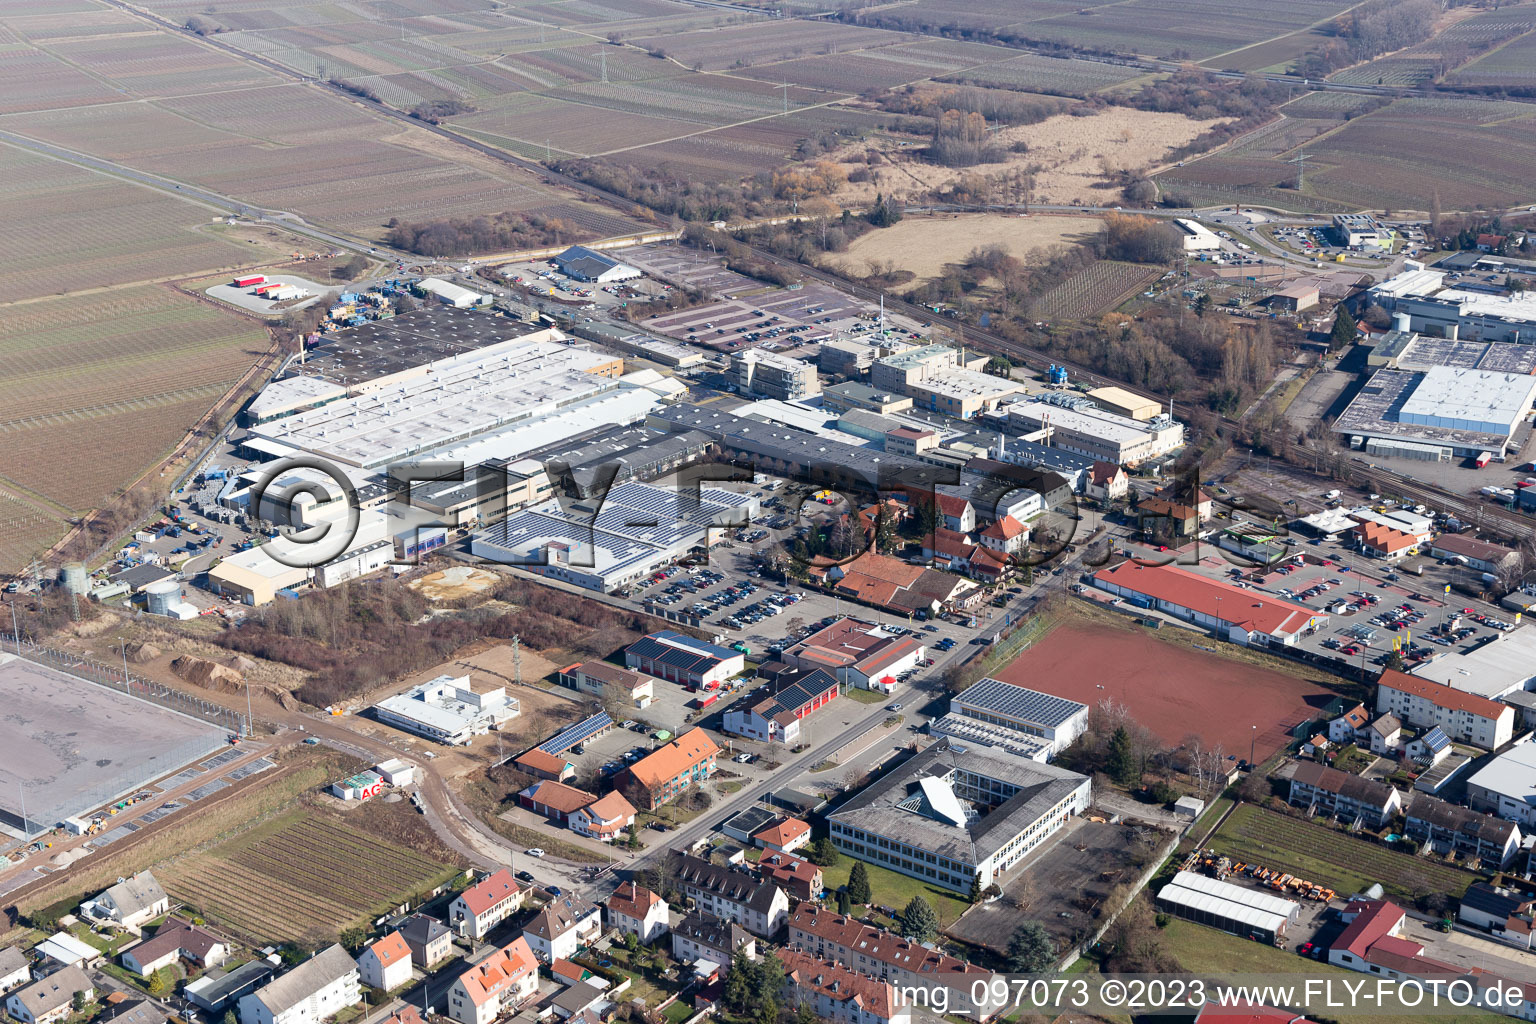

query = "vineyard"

[
  {"left": 940, "top": 50, "right": 1146, "bottom": 96},
  {"left": 1032, "top": 260, "right": 1160, "bottom": 320},
  {"left": 1208, "top": 804, "right": 1479, "bottom": 905},
  {"left": 162, "top": 810, "right": 461, "bottom": 944},
  {"left": 1451, "top": 30, "right": 1536, "bottom": 90}
]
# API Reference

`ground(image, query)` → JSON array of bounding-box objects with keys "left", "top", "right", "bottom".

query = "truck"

[{"left": 1323, "top": 489, "right": 1341, "bottom": 501}]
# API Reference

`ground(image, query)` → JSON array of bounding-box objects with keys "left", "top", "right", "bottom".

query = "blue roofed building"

[{"left": 553, "top": 246, "right": 642, "bottom": 283}]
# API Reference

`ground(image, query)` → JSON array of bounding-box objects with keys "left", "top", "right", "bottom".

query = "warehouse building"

[
  {"left": 1093, "top": 561, "right": 1325, "bottom": 646},
  {"left": 1002, "top": 400, "right": 1184, "bottom": 465},
  {"left": 1268, "top": 280, "right": 1320, "bottom": 312},
  {"left": 1156, "top": 871, "right": 1299, "bottom": 944},
  {"left": 373, "top": 675, "right": 519, "bottom": 745},
  {"left": 417, "top": 278, "right": 484, "bottom": 308},
  {"left": 625, "top": 631, "right": 744, "bottom": 690},
  {"left": 822, "top": 382, "right": 913, "bottom": 416},
  {"left": 1466, "top": 742, "right": 1536, "bottom": 827},
  {"left": 902, "top": 369, "right": 1023, "bottom": 421},
  {"left": 1085, "top": 386, "right": 1162, "bottom": 421},
  {"left": 826, "top": 738, "right": 1089, "bottom": 892},
  {"left": 1333, "top": 366, "right": 1536, "bottom": 460},
  {"left": 470, "top": 481, "right": 755, "bottom": 592},
  {"left": 1174, "top": 218, "right": 1221, "bottom": 251},
  {"left": 248, "top": 338, "right": 624, "bottom": 469},
  {"left": 1366, "top": 331, "right": 1536, "bottom": 374},
  {"left": 1368, "top": 265, "right": 1536, "bottom": 343},
  {"left": 553, "top": 245, "right": 641, "bottom": 283}
]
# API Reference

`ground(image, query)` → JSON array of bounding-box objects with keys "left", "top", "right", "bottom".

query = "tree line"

[{"left": 384, "top": 211, "right": 586, "bottom": 257}]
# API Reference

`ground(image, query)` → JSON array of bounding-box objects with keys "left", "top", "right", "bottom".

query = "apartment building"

[
  {"left": 1375, "top": 669, "right": 1514, "bottom": 750},
  {"left": 677, "top": 856, "right": 789, "bottom": 937},
  {"left": 1288, "top": 762, "right": 1402, "bottom": 828},
  {"left": 445, "top": 938, "right": 538, "bottom": 1024},
  {"left": 448, "top": 869, "right": 525, "bottom": 939},
  {"left": 1404, "top": 794, "right": 1523, "bottom": 870}
]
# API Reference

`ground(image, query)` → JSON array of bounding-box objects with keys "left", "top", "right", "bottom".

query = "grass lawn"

[
  {"left": 716, "top": 781, "right": 744, "bottom": 794},
  {"left": 1163, "top": 921, "right": 1501, "bottom": 1024},
  {"left": 844, "top": 688, "right": 887, "bottom": 705},
  {"left": 662, "top": 1002, "right": 693, "bottom": 1024},
  {"left": 1208, "top": 804, "right": 1478, "bottom": 905},
  {"left": 819, "top": 855, "right": 973, "bottom": 929},
  {"left": 69, "top": 923, "right": 133, "bottom": 956}
]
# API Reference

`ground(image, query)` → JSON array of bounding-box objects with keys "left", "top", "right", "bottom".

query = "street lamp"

[{"left": 1250, "top": 724, "right": 1257, "bottom": 767}]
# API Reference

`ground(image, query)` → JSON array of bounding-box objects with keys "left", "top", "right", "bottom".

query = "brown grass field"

[
  {"left": 838, "top": 212, "right": 1103, "bottom": 285},
  {"left": 994, "top": 617, "right": 1338, "bottom": 760}
]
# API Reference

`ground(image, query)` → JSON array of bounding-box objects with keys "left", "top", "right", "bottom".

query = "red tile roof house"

[
  {"left": 514, "top": 747, "right": 576, "bottom": 782},
  {"left": 519, "top": 780, "right": 600, "bottom": 825},
  {"left": 1327, "top": 703, "right": 1370, "bottom": 744},
  {"left": 978, "top": 515, "right": 1029, "bottom": 556},
  {"left": 449, "top": 869, "right": 525, "bottom": 939},
  {"left": 1085, "top": 461, "right": 1128, "bottom": 502},
  {"left": 1353, "top": 521, "right": 1419, "bottom": 560},
  {"left": 759, "top": 851, "right": 824, "bottom": 901},
  {"left": 617, "top": 727, "right": 719, "bottom": 810},
  {"left": 569, "top": 791, "right": 638, "bottom": 842},
  {"left": 778, "top": 949, "right": 910, "bottom": 1024},
  {"left": 445, "top": 937, "right": 538, "bottom": 1024},
  {"left": 356, "top": 932, "right": 412, "bottom": 992},
  {"left": 753, "top": 817, "right": 812, "bottom": 855},
  {"left": 934, "top": 494, "right": 976, "bottom": 533},
  {"left": 605, "top": 882, "right": 669, "bottom": 944},
  {"left": 119, "top": 920, "right": 229, "bottom": 978}
]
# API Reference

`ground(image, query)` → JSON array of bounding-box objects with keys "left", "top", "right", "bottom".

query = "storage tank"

[
  {"left": 60, "top": 561, "right": 88, "bottom": 594},
  {"left": 144, "top": 579, "right": 181, "bottom": 616}
]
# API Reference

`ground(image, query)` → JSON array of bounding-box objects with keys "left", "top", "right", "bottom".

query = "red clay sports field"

[{"left": 994, "top": 623, "right": 1337, "bottom": 761}]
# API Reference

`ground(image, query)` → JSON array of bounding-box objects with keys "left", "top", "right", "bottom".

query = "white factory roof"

[
  {"left": 620, "top": 368, "right": 688, "bottom": 399},
  {"left": 421, "top": 387, "right": 658, "bottom": 471},
  {"left": 1399, "top": 367, "right": 1536, "bottom": 430},
  {"left": 1296, "top": 507, "right": 1360, "bottom": 535},
  {"left": 418, "top": 277, "right": 484, "bottom": 305},
  {"left": 248, "top": 375, "right": 347, "bottom": 420},
  {"left": 909, "top": 368, "right": 1021, "bottom": 401},
  {"left": 1413, "top": 628, "right": 1536, "bottom": 700},
  {"left": 1466, "top": 742, "right": 1536, "bottom": 807},
  {"left": 1005, "top": 400, "right": 1159, "bottom": 445},
  {"left": 736, "top": 349, "right": 813, "bottom": 373},
  {"left": 249, "top": 339, "right": 618, "bottom": 467},
  {"left": 1371, "top": 266, "right": 1445, "bottom": 299},
  {"left": 1158, "top": 870, "right": 1296, "bottom": 933},
  {"left": 375, "top": 675, "right": 513, "bottom": 733},
  {"left": 1436, "top": 288, "right": 1536, "bottom": 322},
  {"left": 736, "top": 399, "right": 863, "bottom": 442}
]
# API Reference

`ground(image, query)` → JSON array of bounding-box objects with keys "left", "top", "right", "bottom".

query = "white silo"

[{"left": 60, "top": 562, "right": 89, "bottom": 594}]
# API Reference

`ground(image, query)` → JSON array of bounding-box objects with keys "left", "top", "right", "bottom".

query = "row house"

[
  {"left": 1405, "top": 793, "right": 1523, "bottom": 870},
  {"left": 1287, "top": 762, "right": 1401, "bottom": 828},
  {"left": 671, "top": 912, "right": 756, "bottom": 968},
  {"left": 778, "top": 949, "right": 910, "bottom": 1024}
]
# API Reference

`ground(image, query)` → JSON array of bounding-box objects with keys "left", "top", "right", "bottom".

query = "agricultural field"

[
  {"left": 1341, "top": 4, "right": 1536, "bottom": 89},
  {"left": 0, "top": 286, "right": 270, "bottom": 517},
  {"left": 940, "top": 51, "right": 1148, "bottom": 96},
  {"left": 628, "top": 21, "right": 906, "bottom": 71},
  {"left": 0, "top": 487, "right": 63, "bottom": 577},
  {"left": 839, "top": 212, "right": 1103, "bottom": 286},
  {"left": 1450, "top": 26, "right": 1536, "bottom": 90},
  {"left": 1207, "top": 803, "right": 1480, "bottom": 906},
  {"left": 161, "top": 805, "right": 462, "bottom": 944},
  {"left": 1202, "top": 27, "right": 1332, "bottom": 73},
  {"left": 1032, "top": 259, "right": 1161, "bottom": 320}
]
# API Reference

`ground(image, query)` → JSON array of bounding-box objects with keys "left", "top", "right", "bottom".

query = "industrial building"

[
  {"left": 417, "top": 277, "right": 484, "bottom": 308},
  {"left": 553, "top": 245, "right": 642, "bottom": 283},
  {"left": 822, "top": 382, "right": 913, "bottom": 416},
  {"left": 1368, "top": 264, "right": 1536, "bottom": 343},
  {"left": 1155, "top": 871, "right": 1300, "bottom": 944},
  {"left": 730, "top": 351, "right": 821, "bottom": 401},
  {"left": 372, "top": 675, "right": 519, "bottom": 745},
  {"left": 1268, "top": 280, "right": 1320, "bottom": 312},
  {"left": 1409, "top": 627, "right": 1536, "bottom": 701},
  {"left": 1466, "top": 742, "right": 1536, "bottom": 827},
  {"left": 248, "top": 338, "right": 625, "bottom": 469},
  {"left": 902, "top": 368, "right": 1023, "bottom": 421},
  {"left": 1330, "top": 213, "right": 1392, "bottom": 249},
  {"left": 931, "top": 677, "right": 1089, "bottom": 760},
  {"left": 1085, "top": 386, "right": 1162, "bottom": 421},
  {"left": 625, "top": 631, "right": 744, "bottom": 690},
  {"left": 1093, "top": 561, "right": 1326, "bottom": 646},
  {"left": 1002, "top": 399, "right": 1184, "bottom": 465},
  {"left": 1174, "top": 218, "right": 1221, "bottom": 251},
  {"left": 869, "top": 344, "right": 983, "bottom": 391},
  {"left": 778, "top": 617, "right": 924, "bottom": 691},
  {"left": 469, "top": 481, "right": 755, "bottom": 592},
  {"left": 1332, "top": 366, "right": 1536, "bottom": 460},
  {"left": 1366, "top": 330, "right": 1536, "bottom": 374},
  {"left": 826, "top": 738, "right": 1089, "bottom": 891}
]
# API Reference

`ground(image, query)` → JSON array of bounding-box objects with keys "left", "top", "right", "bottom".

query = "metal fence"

[{"left": 10, "top": 641, "right": 249, "bottom": 737}]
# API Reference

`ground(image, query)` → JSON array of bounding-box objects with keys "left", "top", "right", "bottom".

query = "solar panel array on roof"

[
  {"left": 539, "top": 712, "right": 613, "bottom": 754},
  {"left": 954, "top": 678, "right": 1088, "bottom": 728}
]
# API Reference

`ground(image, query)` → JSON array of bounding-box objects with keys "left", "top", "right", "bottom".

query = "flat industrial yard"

[{"left": 0, "top": 653, "right": 228, "bottom": 834}]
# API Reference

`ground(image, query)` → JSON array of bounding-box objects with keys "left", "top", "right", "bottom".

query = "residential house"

[
  {"left": 556, "top": 662, "right": 654, "bottom": 707},
  {"left": 778, "top": 949, "right": 910, "bottom": 1024},
  {"left": 1367, "top": 713, "right": 1402, "bottom": 755},
  {"left": 1459, "top": 884, "right": 1535, "bottom": 951},
  {"left": 1328, "top": 704, "right": 1370, "bottom": 745},
  {"left": 445, "top": 937, "right": 538, "bottom": 1024},
  {"left": 1353, "top": 521, "right": 1418, "bottom": 560},
  {"left": 120, "top": 920, "right": 229, "bottom": 977},
  {"left": 723, "top": 670, "right": 840, "bottom": 745},
  {"left": 5, "top": 967, "right": 93, "bottom": 1024},
  {"left": 670, "top": 913, "right": 756, "bottom": 967},
  {"left": 0, "top": 947, "right": 29, "bottom": 994},
  {"left": 1407, "top": 726, "right": 1451, "bottom": 767},
  {"left": 617, "top": 728, "right": 718, "bottom": 811},
  {"left": 821, "top": 551, "right": 976, "bottom": 620},
  {"left": 448, "top": 870, "right": 525, "bottom": 939},
  {"left": 548, "top": 980, "right": 607, "bottom": 1023},
  {"left": 1084, "top": 462, "right": 1128, "bottom": 503},
  {"left": 238, "top": 944, "right": 360, "bottom": 1024},
  {"left": 934, "top": 494, "right": 975, "bottom": 533},
  {"left": 1135, "top": 496, "right": 1199, "bottom": 538},
  {"left": 81, "top": 871, "right": 167, "bottom": 929},
  {"left": 785, "top": 906, "right": 994, "bottom": 1017},
  {"left": 1375, "top": 669, "right": 1514, "bottom": 750},
  {"left": 379, "top": 1008, "right": 427, "bottom": 1024},
  {"left": 356, "top": 933, "right": 412, "bottom": 992},
  {"left": 398, "top": 914, "right": 452, "bottom": 970},
  {"left": 977, "top": 516, "right": 1028, "bottom": 557},
  {"left": 758, "top": 852, "right": 823, "bottom": 902},
  {"left": 605, "top": 883, "right": 668, "bottom": 945},
  {"left": 106, "top": 1000, "right": 166, "bottom": 1024},
  {"left": 569, "top": 791, "right": 637, "bottom": 842},
  {"left": 184, "top": 961, "right": 274, "bottom": 1015},
  {"left": 753, "top": 818, "right": 812, "bottom": 855},
  {"left": 779, "top": 618, "right": 925, "bottom": 692},
  {"left": 1287, "top": 762, "right": 1402, "bottom": 827},
  {"left": 1405, "top": 793, "right": 1522, "bottom": 870},
  {"left": 522, "top": 897, "right": 601, "bottom": 963},
  {"left": 677, "top": 855, "right": 789, "bottom": 937}
]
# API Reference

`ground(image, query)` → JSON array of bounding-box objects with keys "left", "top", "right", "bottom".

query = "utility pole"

[
  {"left": 120, "top": 641, "right": 129, "bottom": 690},
  {"left": 1291, "top": 149, "right": 1306, "bottom": 192}
]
